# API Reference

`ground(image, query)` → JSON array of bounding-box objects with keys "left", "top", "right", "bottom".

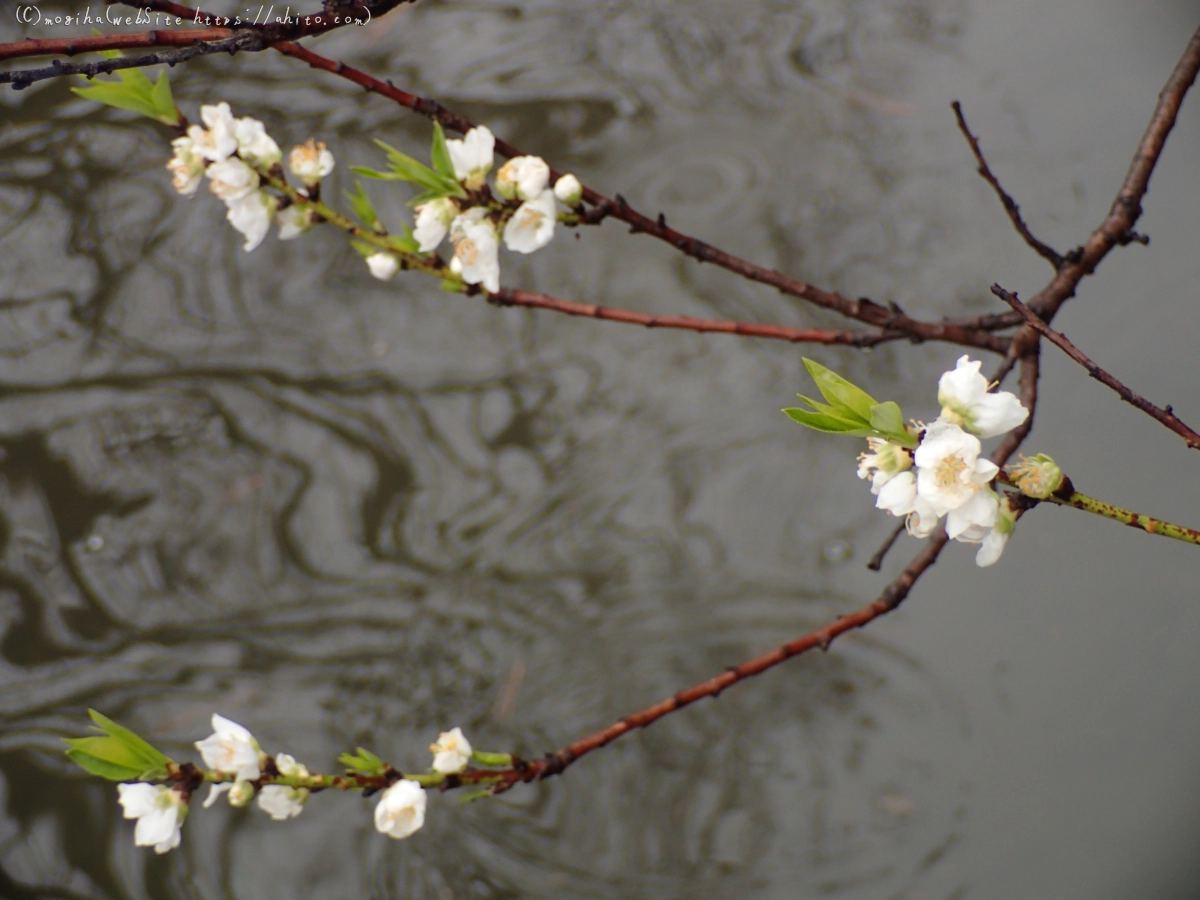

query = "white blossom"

[
  {"left": 430, "top": 727, "right": 473, "bottom": 774},
  {"left": 234, "top": 116, "right": 281, "bottom": 167},
  {"left": 206, "top": 157, "right": 259, "bottom": 203},
  {"left": 502, "top": 189, "right": 556, "bottom": 254},
  {"left": 258, "top": 785, "right": 308, "bottom": 821},
  {"left": 276, "top": 204, "right": 313, "bottom": 241},
  {"left": 976, "top": 525, "right": 1010, "bottom": 567},
  {"left": 413, "top": 198, "right": 458, "bottom": 252},
  {"left": 944, "top": 487, "right": 999, "bottom": 542},
  {"left": 450, "top": 207, "right": 501, "bottom": 292},
  {"left": 446, "top": 126, "right": 494, "bottom": 190},
  {"left": 374, "top": 779, "right": 427, "bottom": 840},
  {"left": 912, "top": 420, "right": 1000, "bottom": 543},
  {"left": 189, "top": 102, "right": 239, "bottom": 162},
  {"left": 366, "top": 252, "right": 400, "bottom": 281},
  {"left": 195, "top": 714, "right": 261, "bottom": 781},
  {"left": 117, "top": 783, "right": 185, "bottom": 854},
  {"left": 856, "top": 437, "right": 912, "bottom": 494},
  {"left": 872, "top": 470, "right": 941, "bottom": 538},
  {"left": 274, "top": 753, "right": 308, "bottom": 778},
  {"left": 495, "top": 155, "right": 550, "bottom": 201},
  {"left": 553, "top": 173, "right": 583, "bottom": 206},
  {"left": 938, "top": 356, "right": 1029, "bottom": 438},
  {"left": 289, "top": 139, "right": 335, "bottom": 185},
  {"left": 166, "top": 136, "right": 205, "bottom": 196},
  {"left": 226, "top": 191, "right": 276, "bottom": 252}
]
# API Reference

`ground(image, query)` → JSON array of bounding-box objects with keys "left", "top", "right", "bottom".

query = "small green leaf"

[
  {"left": 869, "top": 401, "right": 915, "bottom": 445},
  {"left": 72, "top": 81, "right": 162, "bottom": 121},
  {"left": 392, "top": 224, "right": 421, "bottom": 255},
  {"left": 345, "top": 181, "right": 384, "bottom": 233},
  {"left": 86, "top": 709, "right": 172, "bottom": 769},
  {"left": 782, "top": 407, "right": 875, "bottom": 436},
  {"left": 65, "top": 749, "right": 147, "bottom": 782},
  {"left": 802, "top": 358, "right": 878, "bottom": 424},
  {"left": 349, "top": 165, "right": 395, "bottom": 182},
  {"left": 372, "top": 140, "right": 465, "bottom": 197},
  {"left": 338, "top": 746, "right": 388, "bottom": 775},
  {"left": 350, "top": 239, "right": 382, "bottom": 259},
  {"left": 148, "top": 70, "right": 179, "bottom": 125},
  {"left": 430, "top": 122, "right": 456, "bottom": 180},
  {"left": 406, "top": 188, "right": 453, "bottom": 207}
]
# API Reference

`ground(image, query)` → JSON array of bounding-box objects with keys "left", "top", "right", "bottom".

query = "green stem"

[{"left": 1042, "top": 490, "right": 1200, "bottom": 546}]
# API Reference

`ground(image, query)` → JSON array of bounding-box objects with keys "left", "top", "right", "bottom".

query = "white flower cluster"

[
  {"left": 164, "top": 103, "right": 335, "bottom": 251},
  {"left": 858, "top": 356, "right": 1028, "bottom": 566},
  {"left": 116, "top": 714, "right": 477, "bottom": 852},
  {"left": 367, "top": 126, "right": 583, "bottom": 292}
]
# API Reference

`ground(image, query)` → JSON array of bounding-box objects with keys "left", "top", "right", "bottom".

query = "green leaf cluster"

[
  {"left": 63, "top": 710, "right": 174, "bottom": 782},
  {"left": 71, "top": 55, "right": 179, "bottom": 126},
  {"left": 783, "top": 358, "right": 916, "bottom": 447},
  {"left": 350, "top": 123, "right": 467, "bottom": 204},
  {"left": 345, "top": 181, "right": 385, "bottom": 234},
  {"left": 338, "top": 746, "right": 389, "bottom": 776}
]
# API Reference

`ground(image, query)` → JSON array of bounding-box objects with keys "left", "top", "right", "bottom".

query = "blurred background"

[{"left": 1, "top": 0, "right": 1199, "bottom": 897}]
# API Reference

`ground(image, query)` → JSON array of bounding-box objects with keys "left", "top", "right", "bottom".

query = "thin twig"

[
  {"left": 993, "top": 284, "right": 1200, "bottom": 450},
  {"left": 0, "top": 32, "right": 262, "bottom": 87},
  {"left": 952, "top": 101, "right": 1064, "bottom": 269},
  {"left": 487, "top": 288, "right": 902, "bottom": 347},
  {"left": 1019, "top": 26, "right": 1200, "bottom": 330},
  {"left": 271, "top": 41, "right": 1010, "bottom": 355},
  {"left": 865, "top": 521, "right": 906, "bottom": 571},
  {"left": 0, "top": 29, "right": 233, "bottom": 62}
]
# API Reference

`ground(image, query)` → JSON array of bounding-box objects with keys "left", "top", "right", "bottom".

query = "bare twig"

[
  {"left": 865, "top": 521, "right": 906, "bottom": 571},
  {"left": 271, "top": 41, "right": 1010, "bottom": 355},
  {"left": 0, "top": 32, "right": 262, "bottom": 88},
  {"left": 1019, "top": 26, "right": 1200, "bottom": 331},
  {"left": 952, "top": 101, "right": 1064, "bottom": 269},
  {"left": 0, "top": 29, "right": 233, "bottom": 62},
  {"left": 486, "top": 288, "right": 904, "bottom": 347},
  {"left": 993, "top": 284, "right": 1200, "bottom": 450}
]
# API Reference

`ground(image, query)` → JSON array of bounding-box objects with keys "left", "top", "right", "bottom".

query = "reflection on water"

[{"left": 2, "top": 0, "right": 1200, "bottom": 898}]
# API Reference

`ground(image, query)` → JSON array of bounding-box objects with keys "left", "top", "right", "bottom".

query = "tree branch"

[
  {"left": 0, "top": 29, "right": 234, "bottom": 62},
  {"left": 486, "top": 287, "right": 905, "bottom": 347},
  {"left": 271, "top": 41, "right": 1010, "bottom": 355},
  {"left": 0, "top": 32, "right": 263, "bottom": 88},
  {"left": 1018, "top": 26, "right": 1200, "bottom": 331},
  {"left": 993, "top": 283, "right": 1200, "bottom": 450},
  {"left": 952, "top": 100, "right": 1064, "bottom": 269}
]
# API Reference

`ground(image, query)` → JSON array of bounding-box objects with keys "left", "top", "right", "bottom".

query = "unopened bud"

[
  {"left": 1006, "top": 453, "right": 1064, "bottom": 499},
  {"left": 553, "top": 174, "right": 582, "bottom": 206},
  {"left": 228, "top": 780, "right": 255, "bottom": 808}
]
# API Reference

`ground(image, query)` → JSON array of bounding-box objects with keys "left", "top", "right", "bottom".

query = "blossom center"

[
  {"left": 454, "top": 237, "right": 479, "bottom": 266},
  {"left": 935, "top": 454, "right": 968, "bottom": 489},
  {"left": 518, "top": 207, "right": 544, "bottom": 230}
]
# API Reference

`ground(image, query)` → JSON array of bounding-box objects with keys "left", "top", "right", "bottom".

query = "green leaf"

[
  {"left": 338, "top": 746, "right": 388, "bottom": 775},
  {"left": 406, "top": 188, "right": 452, "bottom": 207},
  {"left": 65, "top": 749, "right": 147, "bottom": 782},
  {"left": 349, "top": 165, "right": 395, "bottom": 182},
  {"left": 429, "top": 122, "right": 456, "bottom": 180},
  {"left": 392, "top": 224, "right": 421, "bottom": 255},
  {"left": 148, "top": 70, "right": 179, "bottom": 125},
  {"left": 86, "top": 710, "right": 172, "bottom": 769},
  {"left": 869, "top": 401, "right": 915, "bottom": 446},
  {"left": 372, "top": 140, "right": 465, "bottom": 197},
  {"left": 345, "top": 181, "right": 384, "bottom": 233},
  {"left": 782, "top": 407, "right": 875, "bottom": 436},
  {"left": 802, "top": 358, "right": 878, "bottom": 424}
]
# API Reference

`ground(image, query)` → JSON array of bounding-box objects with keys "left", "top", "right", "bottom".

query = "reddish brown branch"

[
  {"left": 272, "top": 41, "right": 1009, "bottom": 355},
  {"left": 1018, "top": 25, "right": 1200, "bottom": 333},
  {"left": 952, "top": 101, "right": 1064, "bottom": 269},
  {"left": 0, "top": 29, "right": 232, "bottom": 62},
  {"left": 487, "top": 288, "right": 902, "bottom": 347},
  {"left": 993, "top": 284, "right": 1200, "bottom": 450}
]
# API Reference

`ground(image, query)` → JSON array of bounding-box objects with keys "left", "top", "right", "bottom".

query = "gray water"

[{"left": 1, "top": 1, "right": 1199, "bottom": 897}]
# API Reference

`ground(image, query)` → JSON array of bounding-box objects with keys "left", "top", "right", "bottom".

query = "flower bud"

[
  {"left": 1006, "top": 453, "right": 1064, "bottom": 499},
  {"left": 228, "top": 780, "right": 256, "bottom": 808},
  {"left": 366, "top": 252, "right": 399, "bottom": 281},
  {"left": 553, "top": 174, "right": 583, "bottom": 206},
  {"left": 495, "top": 156, "right": 550, "bottom": 201}
]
